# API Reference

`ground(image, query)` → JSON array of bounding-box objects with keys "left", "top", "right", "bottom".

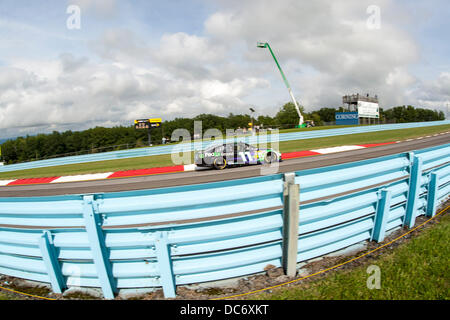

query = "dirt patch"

[{"left": 0, "top": 276, "right": 57, "bottom": 300}]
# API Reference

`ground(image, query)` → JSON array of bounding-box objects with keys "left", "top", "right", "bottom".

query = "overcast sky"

[{"left": 0, "top": 0, "right": 449, "bottom": 138}]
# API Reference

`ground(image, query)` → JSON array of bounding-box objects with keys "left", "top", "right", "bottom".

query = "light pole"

[
  {"left": 249, "top": 107, "right": 256, "bottom": 136},
  {"left": 257, "top": 42, "right": 304, "bottom": 127}
]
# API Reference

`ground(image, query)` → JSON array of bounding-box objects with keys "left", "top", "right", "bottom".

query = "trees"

[
  {"left": 257, "top": 115, "right": 276, "bottom": 127},
  {"left": 315, "top": 107, "right": 337, "bottom": 123},
  {"left": 381, "top": 105, "right": 444, "bottom": 123},
  {"left": 226, "top": 113, "right": 252, "bottom": 129},
  {"left": 306, "top": 112, "right": 323, "bottom": 126},
  {"left": 275, "top": 102, "right": 305, "bottom": 128},
  {"left": 194, "top": 114, "right": 227, "bottom": 133}
]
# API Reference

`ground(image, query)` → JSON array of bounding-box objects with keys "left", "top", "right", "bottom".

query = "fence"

[
  {"left": 0, "top": 143, "right": 448, "bottom": 298},
  {"left": 1, "top": 120, "right": 448, "bottom": 173}
]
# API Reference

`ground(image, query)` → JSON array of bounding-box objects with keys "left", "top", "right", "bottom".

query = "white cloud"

[
  {"left": 0, "top": 0, "right": 448, "bottom": 138},
  {"left": 70, "top": 0, "right": 118, "bottom": 18},
  {"left": 409, "top": 72, "right": 450, "bottom": 112},
  {"left": 158, "top": 32, "right": 225, "bottom": 66},
  {"left": 0, "top": 47, "right": 267, "bottom": 138},
  {"left": 204, "top": 0, "right": 422, "bottom": 110}
]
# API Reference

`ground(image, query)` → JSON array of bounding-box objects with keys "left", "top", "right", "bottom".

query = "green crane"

[{"left": 257, "top": 42, "right": 304, "bottom": 127}]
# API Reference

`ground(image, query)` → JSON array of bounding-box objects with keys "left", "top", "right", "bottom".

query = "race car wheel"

[
  {"left": 264, "top": 152, "right": 278, "bottom": 164},
  {"left": 213, "top": 157, "right": 227, "bottom": 170}
]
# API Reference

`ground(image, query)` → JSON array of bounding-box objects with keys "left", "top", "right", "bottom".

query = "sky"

[{"left": 0, "top": 0, "right": 449, "bottom": 138}]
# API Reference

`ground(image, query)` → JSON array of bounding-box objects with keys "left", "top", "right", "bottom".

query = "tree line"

[{"left": 0, "top": 104, "right": 445, "bottom": 164}]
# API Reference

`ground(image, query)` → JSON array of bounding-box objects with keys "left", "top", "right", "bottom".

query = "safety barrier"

[
  {"left": 0, "top": 143, "right": 448, "bottom": 298},
  {"left": 1, "top": 120, "right": 449, "bottom": 172}
]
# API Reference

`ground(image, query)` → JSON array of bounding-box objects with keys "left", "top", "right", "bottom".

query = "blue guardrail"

[{"left": 0, "top": 143, "right": 448, "bottom": 298}]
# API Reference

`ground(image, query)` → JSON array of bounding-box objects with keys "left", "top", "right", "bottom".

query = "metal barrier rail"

[
  {"left": 0, "top": 143, "right": 448, "bottom": 298},
  {"left": 1, "top": 120, "right": 449, "bottom": 173}
]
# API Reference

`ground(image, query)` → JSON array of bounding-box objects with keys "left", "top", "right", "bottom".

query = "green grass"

[
  {"left": 0, "top": 292, "right": 12, "bottom": 300},
  {"left": 0, "top": 153, "right": 176, "bottom": 180},
  {"left": 279, "top": 123, "right": 450, "bottom": 153},
  {"left": 0, "top": 124, "right": 449, "bottom": 180},
  {"left": 252, "top": 210, "right": 450, "bottom": 300},
  {"left": 277, "top": 124, "right": 360, "bottom": 134}
]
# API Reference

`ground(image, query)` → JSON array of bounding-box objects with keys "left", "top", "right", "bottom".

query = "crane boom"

[{"left": 257, "top": 42, "right": 304, "bottom": 126}]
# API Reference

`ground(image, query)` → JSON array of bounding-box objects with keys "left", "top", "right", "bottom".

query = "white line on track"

[
  {"left": 51, "top": 172, "right": 114, "bottom": 183},
  {"left": 183, "top": 164, "right": 197, "bottom": 172},
  {"left": 311, "top": 145, "right": 365, "bottom": 154},
  {"left": 0, "top": 180, "right": 16, "bottom": 186}
]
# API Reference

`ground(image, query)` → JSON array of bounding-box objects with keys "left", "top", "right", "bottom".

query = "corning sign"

[{"left": 335, "top": 112, "right": 359, "bottom": 125}]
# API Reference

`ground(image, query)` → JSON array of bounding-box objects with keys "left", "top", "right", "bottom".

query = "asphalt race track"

[{"left": 1, "top": 133, "right": 448, "bottom": 198}]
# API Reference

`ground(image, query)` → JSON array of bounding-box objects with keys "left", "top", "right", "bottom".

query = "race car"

[{"left": 194, "top": 141, "right": 282, "bottom": 170}]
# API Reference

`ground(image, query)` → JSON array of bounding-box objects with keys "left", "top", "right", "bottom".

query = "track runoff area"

[{"left": 0, "top": 127, "right": 448, "bottom": 197}]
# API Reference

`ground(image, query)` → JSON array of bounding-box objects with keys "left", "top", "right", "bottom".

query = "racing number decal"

[
  {"left": 246, "top": 152, "right": 257, "bottom": 163},
  {"left": 239, "top": 152, "right": 257, "bottom": 163}
]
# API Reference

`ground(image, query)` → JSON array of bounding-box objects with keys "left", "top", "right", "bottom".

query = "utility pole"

[
  {"left": 249, "top": 107, "right": 256, "bottom": 136},
  {"left": 257, "top": 42, "right": 304, "bottom": 127},
  {"left": 148, "top": 127, "right": 152, "bottom": 146}
]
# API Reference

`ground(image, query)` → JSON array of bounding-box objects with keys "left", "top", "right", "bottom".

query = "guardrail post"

[
  {"left": 371, "top": 189, "right": 392, "bottom": 242},
  {"left": 38, "top": 230, "right": 66, "bottom": 293},
  {"left": 282, "top": 172, "right": 300, "bottom": 277},
  {"left": 404, "top": 154, "right": 423, "bottom": 229},
  {"left": 82, "top": 195, "right": 116, "bottom": 299},
  {"left": 426, "top": 172, "right": 439, "bottom": 217},
  {"left": 154, "top": 231, "right": 176, "bottom": 298}
]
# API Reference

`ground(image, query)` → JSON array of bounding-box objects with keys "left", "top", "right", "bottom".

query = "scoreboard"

[{"left": 134, "top": 118, "right": 162, "bottom": 129}]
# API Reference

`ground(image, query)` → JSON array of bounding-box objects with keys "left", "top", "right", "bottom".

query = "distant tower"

[{"left": 342, "top": 93, "right": 380, "bottom": 124}]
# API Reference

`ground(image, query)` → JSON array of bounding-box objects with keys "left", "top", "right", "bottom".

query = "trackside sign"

[
  {"left": 358, "top": 101, "right": 379, "bottom": 118},
  {"left": 335, "top": 112, "right": 359, "bottom": 125}
]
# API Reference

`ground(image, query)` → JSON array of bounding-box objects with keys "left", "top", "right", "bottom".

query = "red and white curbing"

[
  {"left": 276, "top": 142, "right": 396, "bottom": 159},
  {"left": 0, "top": 141, "right": 400, "bottom": 186},
  {"left": 0, "top": 164, "right": 199, "bottom": 186}
]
